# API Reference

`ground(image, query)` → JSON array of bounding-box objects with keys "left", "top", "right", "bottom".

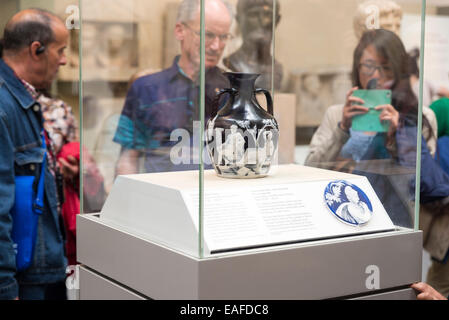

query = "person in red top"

[{"left": 37, "top": 92, "right": 105, "bottom": 266}]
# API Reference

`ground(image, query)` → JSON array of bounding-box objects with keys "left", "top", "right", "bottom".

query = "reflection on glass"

[
  {"left": 81, "top": 0, "right": 234, "bottom": 201},
  {"left": 353, "top": 0, "right": 403, "bottom": 39},
  {"left": 269, "top": 1, "right": 424, "bottom": 232},
  {"left": 74, "top": 0, "right": 449, "bottom": 294},
  {"left": 113, "top": 0, "right": 233, "bottom": 176},
  {"left": 304, "top": 26, "right": 449, "bottom": 233},
  {"left": 223, "top": 0, "right": 281, "bottom": 90}
]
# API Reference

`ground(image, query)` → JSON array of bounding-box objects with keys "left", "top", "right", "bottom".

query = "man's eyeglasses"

[
  {"left": 182, "top": 23, "right": 232, "bottom": 44},
  {"left": 359, "top": 63, "right": 394, "bottom": 77}
]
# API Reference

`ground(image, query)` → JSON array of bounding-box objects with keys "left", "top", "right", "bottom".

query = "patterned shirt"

[
  {"left": 20, "top": 79, "right": 78, "bottom": 170},
  {"left": 38, "top": 94, "right": 78, "bottom": 155},
  {"left": 20, "top": 79, "right": 79, "bottom": 212},
  {"left": 19, "top": 79, "right": 78, "bottom": 153},
  {"left": 20, "top": 78, "right": 39, "bottom": 100}
]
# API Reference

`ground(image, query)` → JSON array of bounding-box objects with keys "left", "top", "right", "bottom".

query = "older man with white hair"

[{"left": 114, "top": 0, "right": 234, "bottom": 175}]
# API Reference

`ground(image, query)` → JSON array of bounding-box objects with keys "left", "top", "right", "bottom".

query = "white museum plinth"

[{"left": 77, "top": 165, "right": 422, "bottom": 300}]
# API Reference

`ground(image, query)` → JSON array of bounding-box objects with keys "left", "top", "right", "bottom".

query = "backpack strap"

[{"left": 33, "top": 132, "right": 46, "bottom": 215}]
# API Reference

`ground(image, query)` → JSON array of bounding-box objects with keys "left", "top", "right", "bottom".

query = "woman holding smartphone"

[
  {"left": 305, "top": 29, "right": 437, "bottom": 165},
  {"left": 305, "top": 29, "right": 449, "bottom": 298}
]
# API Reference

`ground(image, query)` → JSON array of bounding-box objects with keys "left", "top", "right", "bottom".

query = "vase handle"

[
  {"left": 217, "top": 88, "right": 237, "bottom": 98},
  {"left": 211, "top": 88, "right": 236, "bottom": 117},
  {"left": 216, "top": 88, "right": 236, "bottom": 104},
  {"left": 255, "top": 88, "right": 274, "bottom": 116}
]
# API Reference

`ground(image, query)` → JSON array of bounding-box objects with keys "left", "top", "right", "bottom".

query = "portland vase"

[{"left": 206, "top": 72, "right": 279, "bottom": 178}]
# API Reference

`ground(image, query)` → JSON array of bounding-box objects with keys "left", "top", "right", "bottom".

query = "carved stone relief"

[{"left": 288, "top": 68, "right": 352, "bottom": 127}]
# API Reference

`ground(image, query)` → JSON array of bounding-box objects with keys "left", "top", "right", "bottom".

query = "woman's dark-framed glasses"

[{"left": 359, "top": 63, "right": 393, "bottom": 77}]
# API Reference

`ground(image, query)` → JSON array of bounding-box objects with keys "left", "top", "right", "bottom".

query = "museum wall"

[
  {"left": 275, "top": 0, "right": 436, "bottom": 127},
  {"left": 0, "top": 0, "right": 440, "bottom": 126},
  {"left": 1, "top": 0, "right": 447, "bottom": 203},
  {"left": 0, "top": 0, "right": 445, "bottom": 161},
  {"left": 277, "top": 0, "right": 432, "bottom": 74},
  {"left": 0, "top": 1, "right": 18, "bottom": 33},
  {"left": 73, "top": 0, "right": 437, "bottom": 129},
  {"left": 439, "top": 6, "right": 449, "bottom": 15}
]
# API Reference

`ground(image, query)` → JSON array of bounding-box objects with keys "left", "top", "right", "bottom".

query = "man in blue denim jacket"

[{"left": 0, "top": 9, "right": 69, "bottom": 300}]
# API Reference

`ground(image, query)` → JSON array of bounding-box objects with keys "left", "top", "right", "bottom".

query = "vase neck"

[{"left": 226, "top": 73, "right": 259, "bottom": 99}]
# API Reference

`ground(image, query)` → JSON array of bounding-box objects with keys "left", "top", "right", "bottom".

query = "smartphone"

[{"left": 351, "top": 89, "right": 392, "bottom": 132}]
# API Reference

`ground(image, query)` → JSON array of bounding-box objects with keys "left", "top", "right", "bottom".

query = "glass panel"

[
  {"left": 73, "top": 0, "right": 444, "bottom": 262},
  {"left": 203, "top": 0, "right": 278, "bottom": 256},
  {"left": 282, "top": 0, "right": 425, "bottom": 236},
  {"left": 412, "top": 0, "right": 449, "bottom": 265},
  {"left": 80, "top": 0, "right": 202, "bottom": 258},
  {"left": 201, "top": 0, "right": 430, "bottom": 258}
]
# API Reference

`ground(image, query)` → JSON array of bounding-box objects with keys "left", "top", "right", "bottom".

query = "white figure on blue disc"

[{"left": 336, "top": 185, "right": 372, "bottom": 225}]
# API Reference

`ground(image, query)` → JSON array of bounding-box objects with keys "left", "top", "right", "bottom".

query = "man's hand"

[
  {"left": 115, "top": 149, "right": 141, "bottom": 176},
  {"left": 411, "top": 282, "right": 447, "bottom": 300},
  {"left": 59, "top": 155, "right": 80, "bottom": 181}
]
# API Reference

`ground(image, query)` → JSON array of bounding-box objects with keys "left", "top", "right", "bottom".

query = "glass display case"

[
  {"left": 3, "top": 0, "right": 449, "bottom": 301},
  {"left": 73, "top": 0, "right": 448, "bottom": 299}
]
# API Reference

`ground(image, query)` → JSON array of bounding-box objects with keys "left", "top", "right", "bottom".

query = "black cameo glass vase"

[{"left": 206, "top": 72, "right": 279, "bottom": 178}]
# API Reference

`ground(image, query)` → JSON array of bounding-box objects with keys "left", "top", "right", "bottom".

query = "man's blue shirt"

[{"left": 113, "top": 57, "right": 228, "bottom": 173}]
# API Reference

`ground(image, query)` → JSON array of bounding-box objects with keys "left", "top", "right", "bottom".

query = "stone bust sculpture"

[
  {"left": 298, "top": 73, "right": 327, "bottom": 126},
  {"left": 97, "top": 24, "right": 129, "bottom": 69},
  {"left": 223, "top": 0, "right": 283, "bottom": 90},
  {"left": 82, "top": 23, "right": 100, "bottom": 69},
  {"left": 68, "top": 23, "right": 98, "bottom": 69},
  {"left": 353, "top": 0, "right": 403, "bottom": 39},
  {"left": 68, "top": 29, "right": 79, "bottom": 69}
]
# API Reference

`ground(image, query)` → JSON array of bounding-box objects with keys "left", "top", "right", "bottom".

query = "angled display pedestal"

[{"left": 77, "top": 165, "right": 422, "bottom": 300}]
